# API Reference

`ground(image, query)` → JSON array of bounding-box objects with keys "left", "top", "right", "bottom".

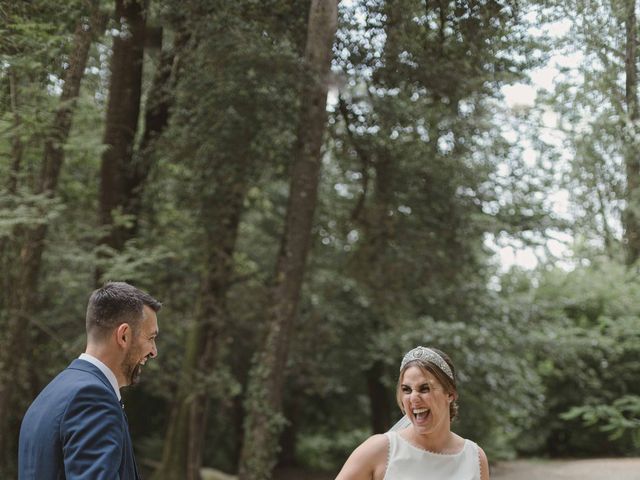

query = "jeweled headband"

[{"left": 400, "top": 346, "right": 454, "bottom": 381}]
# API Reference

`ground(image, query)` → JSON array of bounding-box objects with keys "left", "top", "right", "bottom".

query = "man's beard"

[{"left": 122, "top": 352, "right": 142, "bottom": 386}]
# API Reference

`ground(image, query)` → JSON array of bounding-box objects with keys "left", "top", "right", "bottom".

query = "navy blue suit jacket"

[{"left": 18, "top": 359, "right": 140, "bottom": 479}]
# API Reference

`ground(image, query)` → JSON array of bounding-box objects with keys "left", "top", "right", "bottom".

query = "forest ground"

[
  {"left": 489, "top": 457, "right": 640, "bottom": 480},
  {"left": 203, "top": 457, "right": 640, "bottom": 479}
]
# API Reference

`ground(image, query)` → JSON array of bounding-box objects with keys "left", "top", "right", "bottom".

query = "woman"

[{"left": 335, "top": 346, "right": 489, "bottom": 480}]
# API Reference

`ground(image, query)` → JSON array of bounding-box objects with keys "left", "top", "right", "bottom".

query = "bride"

[{"left": 335, "top": 346, "right": 490, "bottom": 480}]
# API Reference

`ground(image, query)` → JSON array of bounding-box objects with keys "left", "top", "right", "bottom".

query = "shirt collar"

[{"left": 79, "top": 353, "right": 121, "bottom": 400}]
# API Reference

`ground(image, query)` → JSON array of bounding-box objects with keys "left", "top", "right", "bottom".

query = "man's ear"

[{"left": 115, "top": 323, "right": 131, "bottom": 348}]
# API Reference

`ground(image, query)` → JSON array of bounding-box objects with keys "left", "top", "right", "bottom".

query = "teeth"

[{"left": 413, "top": 408, "right": 429, "bottom": 414}]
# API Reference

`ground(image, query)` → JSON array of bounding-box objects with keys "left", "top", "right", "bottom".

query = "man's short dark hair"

[{"left": 86, "top": 282, "right": 161, "bottom": 340}]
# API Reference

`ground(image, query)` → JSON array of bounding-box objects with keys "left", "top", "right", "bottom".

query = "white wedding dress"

[{"left": 383, "top": 431, "right": 481, "bottom": 480}]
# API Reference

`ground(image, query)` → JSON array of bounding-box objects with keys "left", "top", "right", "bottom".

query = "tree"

[
  {"left": 0, "top": 1, "right": 104, "bottom": 474},
  {"left": 624, "top": 0, "right": 640, "bottom": 263},
  {"left": 6, "top": 0, "right": 637, "bottom": 473},
  {"left": 97, "top": 0, "right": 148, "bottom": 275},
  {"left": 152, "top": 3, "right": 309, "bottom": 477},
  {"left": 500, "top": 259, "right": 640, "bottom": 456},
  {"left": 316, "top": 0, "right": 540, "bottom": 442},
  {"left": 238, "top": 1, "right": 338, "bottom": 478},
  {"left": 544, "top": 0, "right": 640, "bottom": 263}
]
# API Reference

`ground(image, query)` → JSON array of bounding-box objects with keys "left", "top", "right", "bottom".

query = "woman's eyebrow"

[{"left": 401, "top": 382, "right": 431, "bottom": 388}]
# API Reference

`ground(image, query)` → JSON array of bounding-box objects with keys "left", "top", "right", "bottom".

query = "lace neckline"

[{"left": 395, "top": 431, "right": 467, "bottom": 457}]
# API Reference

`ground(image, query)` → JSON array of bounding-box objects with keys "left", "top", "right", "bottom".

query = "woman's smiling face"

[{"left": 399, "top": 365, "right": 453, "bottom": 434}]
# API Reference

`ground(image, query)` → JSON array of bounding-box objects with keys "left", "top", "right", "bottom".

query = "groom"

[{"left": 18, "top": 282, "right": 161, "bottom": 479}]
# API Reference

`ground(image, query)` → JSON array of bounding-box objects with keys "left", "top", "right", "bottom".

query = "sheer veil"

[{"left": 389, "top": 414, "right": 411, "bottom": 432}]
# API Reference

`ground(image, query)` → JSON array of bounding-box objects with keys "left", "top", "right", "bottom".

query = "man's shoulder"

[
  {"left": 62, "top": 360, "right": 120, "bottom": 400},
  {"left": 21, "top": 363, "right": 107, "bottom": 435},
  {"left": 34, "top": 363, "right": 123, "bottom": 429},
  {"left": 31, "top": 360, "right": 115, "bottom": 406},
  {"left": 19, "top": 363, "right": 128, "bottom": 479}
]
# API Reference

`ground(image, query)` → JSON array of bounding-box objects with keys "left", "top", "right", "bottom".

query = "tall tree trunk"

[
  {"left": 125, "top": 30, "right": 187, "bottom": 237},
  {"left": 153, "top": 177, "right": 248, "bottom": 480},
  {"left": 0, "top": 5, "right": 103, "bottom": 474},
  {"left": 595, "top": 175, "right": 615, "bottom": 259},
  {"left": 360, "top": 152, "right": 396, "bottom": 434},
  {"left": 0, "top": 3, "right": 25, "bottom": 315},
  {"left": 624, "top": 0, "right": 640, "bottom": 264},
  {"left": 97, "top": 0, "right": 147, "bottom": 265},
  {"left": 7, "top": 68, "right": 22, "bottom": 194},
  {"left": 343, "top": 0, "right": 403, "bottom": 430},
  {"left": 366, "top": 359, "right": 392, "bottom": 433},
  {"left": 339, "top": 98, "right": 396, "bottom": 432},
  {"left": 237, "top": 2, "right": 338, "bottom": 478},
  {"left": 277, "top": 397, "right": 301, "bottom": 468},
  {"left": 0, "top": 68, "right": 23, "bottom": 311}
]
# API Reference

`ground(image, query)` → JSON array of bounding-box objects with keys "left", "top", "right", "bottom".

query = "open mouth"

[{"left": 412, "top": 407, "right": 430, "bottom": 422}]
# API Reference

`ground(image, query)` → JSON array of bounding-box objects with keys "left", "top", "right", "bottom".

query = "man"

[{"left": 18, "top": 282, "right": 161, "bottom": 479}]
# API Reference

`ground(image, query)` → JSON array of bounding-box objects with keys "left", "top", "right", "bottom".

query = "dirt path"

[
  {"left": 202, "top": 458, "right": 640, "bottom": 480},
  {"left": 492, "top": 458, "right": 640, "bottom": 480}
]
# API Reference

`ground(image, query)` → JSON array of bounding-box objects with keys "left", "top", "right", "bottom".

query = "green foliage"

[
  {"left": 499, "top": 259, "right": 640, "bottom": 456},
  {"left": 296, "top": 428, "right": 369, "bottom": 471},
  {"left": 562, "top": 395, "right": 640, "bottom": 446},
  {"left": 537, "top": 0, "right": 637, "bottom": 260},
  {"left": 4, "top": 0, "right": 640, "bottom": 477},
  {"left": 0, "top": 191, "right": 63, "bottom": 237},
  {"left": 95, "top": 241, "right": 175, "bottom": 285},
  {"left": 249, "top": 0, "right": 556, "bottom": 468}
]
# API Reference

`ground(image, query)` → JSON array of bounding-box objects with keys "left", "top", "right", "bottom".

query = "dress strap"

[
  {"left": 465, "top": 439, "right": 482, "bottom": 479},
  {"left": 383, "top": 432, "right": 396, "bottom": 480}
]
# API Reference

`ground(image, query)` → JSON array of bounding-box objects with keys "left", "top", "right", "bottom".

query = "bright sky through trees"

[{"left": 495, "top": 18, "right": 585, "bottom": 271}]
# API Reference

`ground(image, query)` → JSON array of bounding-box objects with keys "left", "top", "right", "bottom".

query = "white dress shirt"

[{"left": 79, "top": 353, "right": 121, "bottom": 401}]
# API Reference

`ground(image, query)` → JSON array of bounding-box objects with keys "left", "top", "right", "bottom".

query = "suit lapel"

[
  {"left": 67, "top": 358, "right": 120, "bottom": 401},
  {"left": 69, "top": 359, "right": 141, "bottom": 478},
  {"left": 121, "top": 402, "right": 141, "bottom": 479}
]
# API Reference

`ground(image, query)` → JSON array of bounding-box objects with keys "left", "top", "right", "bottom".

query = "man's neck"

[
  {"left": 84, "top": 344, "right": 126, "bottom": 388},
  {"left": 79, "top": 352, "right": 122, "bottom": 400}
]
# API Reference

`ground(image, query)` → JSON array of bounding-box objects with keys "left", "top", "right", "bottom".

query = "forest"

[{"left": 1, "top": 0, "right": 640, "bottom": 479}]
